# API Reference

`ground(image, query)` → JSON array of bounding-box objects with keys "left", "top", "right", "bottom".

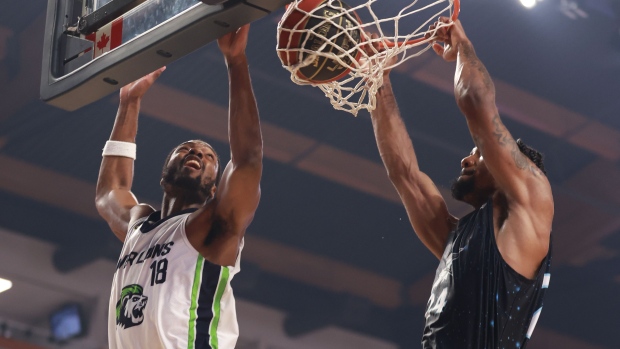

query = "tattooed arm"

[
  {"left": 430, "top": 18, "right": 553, "bottom": 278},
  {"left": 370, "top": 69, "right": 458, "bottom": 260}
]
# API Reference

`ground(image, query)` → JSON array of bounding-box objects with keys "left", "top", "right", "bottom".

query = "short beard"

[
  {"left": 161, "top": 166, "right": 215, "bottom": 204},
  {"left": 451, "top": 176, "right": 476, "bottom": 202}
]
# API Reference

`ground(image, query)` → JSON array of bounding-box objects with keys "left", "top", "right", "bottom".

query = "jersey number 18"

[{"left": 149, "top": 258, "right": 168, "bottom": 286}]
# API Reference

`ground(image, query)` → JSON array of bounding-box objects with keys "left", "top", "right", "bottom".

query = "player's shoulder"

[
  {"left": 130, "top": 203, "right": 156, "bottom": 218},
  {"left": 522, "top": 172, "right": 554, "bottom": 219},
  {"left": 507, "top": 166, "right": 553, "bottom": 216},
  {"left": 128, "top": 204, "right": 156, "bottom": 232}
]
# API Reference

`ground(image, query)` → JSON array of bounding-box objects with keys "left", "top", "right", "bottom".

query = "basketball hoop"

[{"left": 276, "top": 0, "right": 460, "bottom": 116}]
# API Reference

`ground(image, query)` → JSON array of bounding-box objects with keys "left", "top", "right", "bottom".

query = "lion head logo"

[{"left": 115, "top": 284, "right": 148, "bottom": 329}]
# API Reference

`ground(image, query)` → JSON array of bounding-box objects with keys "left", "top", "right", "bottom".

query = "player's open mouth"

[
  {"left": 460, "top": 169, "right": 474, "bottom": 177},
  {"left": 184, "top": 157, "right": 201, "bottom": 170}
]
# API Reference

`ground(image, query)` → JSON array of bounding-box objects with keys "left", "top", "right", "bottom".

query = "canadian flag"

[{"left": 85, "top": 17, "right": 123, "bottom": 58}]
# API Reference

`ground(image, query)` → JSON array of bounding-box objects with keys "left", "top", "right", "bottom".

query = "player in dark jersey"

[{"left": 369, "top": 19, "right": 553, "bottom": 348}]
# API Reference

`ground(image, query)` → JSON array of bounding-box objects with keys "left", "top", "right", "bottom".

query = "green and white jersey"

[{"left": 108, "top": 208, "right": 242, "bottom": 349}]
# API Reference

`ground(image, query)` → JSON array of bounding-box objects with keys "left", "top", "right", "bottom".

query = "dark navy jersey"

[{"left": 422, "top": 200, "right": 551, "bottom": 349}]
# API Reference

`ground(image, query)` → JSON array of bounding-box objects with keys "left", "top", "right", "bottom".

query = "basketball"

[{"left": 278, "top": 0, "right": 363, "bottom": 84}]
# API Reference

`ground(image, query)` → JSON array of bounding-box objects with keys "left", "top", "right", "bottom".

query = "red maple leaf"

[{"left": 97, "top": 33, "right": 110, "bottom": 51}]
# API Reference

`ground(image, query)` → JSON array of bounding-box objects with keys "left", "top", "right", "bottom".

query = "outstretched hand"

[
  {"left": 120, "top": 66, "right": 166, "bottom": 103},
  {"left": 361, "top": 33, "right": 399, "bottom": 78},
  {"left": 217, "top": 24, "right": 250, "bottom": 65},
  {"left": 425, "top": 17, "right": 468, "bottom": 62}
]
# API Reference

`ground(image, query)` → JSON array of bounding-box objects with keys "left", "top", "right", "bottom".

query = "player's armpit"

[
  {"left": 185, "top": 160, "right": 261, "bottom": 264},
  {"left": 392, "top": 171, "right": 458, "bottom": 259}
]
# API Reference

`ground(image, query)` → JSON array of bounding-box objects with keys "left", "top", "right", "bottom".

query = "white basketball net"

[{"left": 277, "top": 0, "right": 458, "bottom": 116}]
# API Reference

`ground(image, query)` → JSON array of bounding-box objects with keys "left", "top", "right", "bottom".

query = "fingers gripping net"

[{"left": 277, "top": 0, "right": 458, "bottom": 116}]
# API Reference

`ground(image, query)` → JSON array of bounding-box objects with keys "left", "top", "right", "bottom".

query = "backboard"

[{"left": 40, "top": 0, "right": 290, "bottom": 111}]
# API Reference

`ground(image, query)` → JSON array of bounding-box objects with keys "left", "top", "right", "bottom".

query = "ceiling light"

[
  {"left": 520, "top": 0, "right": 537, "bottom": 9},
  {"left": 0, "top": 277, "right": 12, "bottom": 293}
]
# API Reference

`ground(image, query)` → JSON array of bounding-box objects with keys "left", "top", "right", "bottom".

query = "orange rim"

[{"left": 282, "top": 0, "right": 460, "bottom": 81}]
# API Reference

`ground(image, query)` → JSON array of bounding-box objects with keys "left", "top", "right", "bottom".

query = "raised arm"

[
  {"left": 370, "top": 68, "right": 457, "bottom": 259},
  {"left": 431, "top": 19, "right": 553, "bottom": 274},
  {"left": 95, "top": 68, "right": 164, "bottom": 241},
  {"left": 187, "top": 25, "right": 262, "bottom": 266}
]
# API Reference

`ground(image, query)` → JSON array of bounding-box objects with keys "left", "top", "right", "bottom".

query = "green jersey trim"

[
  {"left": 187, "top": 255, "right": 204, "bottom": 349},
  {"left": 208, "top": 267, "right": 230, "bottom": 349}
]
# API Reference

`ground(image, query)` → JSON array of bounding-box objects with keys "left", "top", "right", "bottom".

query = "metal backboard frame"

[{"left": 41, "top": 0, "right": 289, "bottom": 111}]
